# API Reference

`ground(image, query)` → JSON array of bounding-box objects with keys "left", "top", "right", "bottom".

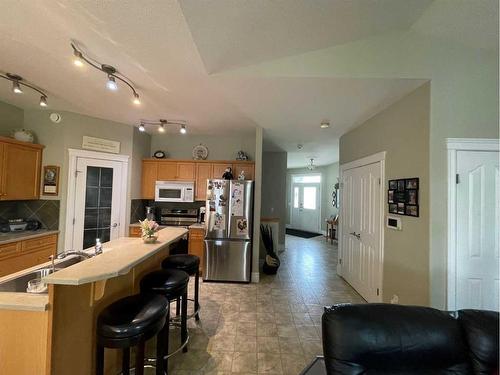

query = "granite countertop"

[
  {"left": 43, "top": 227, "right": 187, "bottom": 286},
  {"left": 129, "top": 223, "right": 205, "bottom": 229},
  {"left": 0, "top": 229, "right": 60, "bottom": 245}
]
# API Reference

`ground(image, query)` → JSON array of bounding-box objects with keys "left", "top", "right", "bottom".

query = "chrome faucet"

[
  {"left": 56, "top": 250, "right": 93, "bottom": 260},
  {"left": 49, "top": 255, "right": 55, "bottom": 273}
]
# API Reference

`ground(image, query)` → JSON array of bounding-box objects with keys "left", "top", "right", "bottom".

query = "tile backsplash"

[{"left": 0, "top": 200, "right": 60, "bottom": 230}]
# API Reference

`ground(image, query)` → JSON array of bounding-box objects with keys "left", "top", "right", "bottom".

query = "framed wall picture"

[
  {"left": 387, "top": 177, "right": 419, "bottom": 217},
  {"left": 43, "top": 165, "right": 60, "bottom": 196}
]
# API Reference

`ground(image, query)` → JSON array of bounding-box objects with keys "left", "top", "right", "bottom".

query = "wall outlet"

[{"left": 390, "top": 294, "right": 399, "bottom": 304}]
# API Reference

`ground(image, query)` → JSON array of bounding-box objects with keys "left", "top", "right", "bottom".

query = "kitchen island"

[{"left": 0, "top": 226, "right": 187, "bottom": 375}]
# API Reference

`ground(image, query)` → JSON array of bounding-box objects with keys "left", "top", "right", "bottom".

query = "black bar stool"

[
  {"left": 140, "top": 268, "right": 190, "bottom": 369},
  {"left": 96, "top": 293, "right": 169, "bottom": 375},
  {"left": 161, "top": 254, "right": 200, "bottom": 321}
]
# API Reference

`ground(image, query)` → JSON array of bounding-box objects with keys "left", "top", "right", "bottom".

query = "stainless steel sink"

[{"left": 0, "top": 255, "right": 86, "bottom": 293}]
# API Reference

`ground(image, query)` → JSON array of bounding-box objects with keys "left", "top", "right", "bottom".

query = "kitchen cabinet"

[
  {"left": 141, "top": 161, "right": 158, "bottom": 200},
  {"left": 140, "top": 159, "right": 255, "bottom": 199},
  {"left": 157, "top": 162, "right": 178, "bottom": 180},
  {"left": 195, "top": 163, "right": 212, "bottom": 201},
  {"left": 233, "top": 163, "right": 255, "bottom": 180},
  {"left": 211, "top": 163, "right": 232, "bottom": 179},
  {"left": 0, "top": 137, "right": 44, "bottom": 201},
  {"left": 177, "top": 162, "right": 195, "bottom": 180},
  {"left": 188, "top": 227, "right": 205, "bottom": 273},
  {"left": 0, "top": 233, "right": 58, "bottom": 277},
  {"left": 129, "top": 226, "right": 142, "bottom": 237}
]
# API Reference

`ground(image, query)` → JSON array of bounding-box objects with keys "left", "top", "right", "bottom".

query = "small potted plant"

[{"left": 139, "top": 219, "right": 160, "bottom": 243}]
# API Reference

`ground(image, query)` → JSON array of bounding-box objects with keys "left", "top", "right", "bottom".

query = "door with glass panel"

[
  {"left": 72, "top": 158, "right": 123, "bottom": 250},
  {"left": 290, "top": 175, "right": 321, "bottom": 233}
]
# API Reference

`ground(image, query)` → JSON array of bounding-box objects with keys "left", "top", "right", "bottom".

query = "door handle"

[{"left": 112, "top": 223, "right": 118, "bottom": 228}]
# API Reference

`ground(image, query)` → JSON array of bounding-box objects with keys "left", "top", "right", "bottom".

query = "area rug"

[{"left": 286, "top": 228, "right": 322, "bottom": 239}]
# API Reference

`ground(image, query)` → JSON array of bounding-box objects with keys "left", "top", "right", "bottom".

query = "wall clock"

[{"left": 192, "top": 144, "right": 209, "bottom": 160}]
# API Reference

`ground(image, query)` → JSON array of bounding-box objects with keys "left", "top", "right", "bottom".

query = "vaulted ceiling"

[{"left": 0, "top": 0, "right": 496, "bottom": 167}]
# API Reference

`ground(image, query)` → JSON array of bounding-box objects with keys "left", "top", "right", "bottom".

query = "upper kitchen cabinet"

[
  {"left": 195, "top": 163, "right": 212, "bottom": 201},
  {"left": 141, "top": 161, "right": 158, "bottom": 199},
  {"left": 157, "top": 162, "right": 177, "bottom": 180},
  {"left": 0, "top": 137, "right": 44, "bottom": 201},
  {"left": 177, "top": 162, "right": 195, "bottom": 180},
  {"left": 212, "top": 163, "right": 233, "bottom": 179},
  {"left": 233, "top": 163, "right": 255, "bottom": 180}
]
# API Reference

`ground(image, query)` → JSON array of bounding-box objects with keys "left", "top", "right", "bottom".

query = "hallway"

[{"left": 166, "top": 234, "right": 364, "bottom": 374}]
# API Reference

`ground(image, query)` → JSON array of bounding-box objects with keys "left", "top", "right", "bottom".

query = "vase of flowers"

[{"left": 139, "top": 219, "right": 160, "bottom": 243}]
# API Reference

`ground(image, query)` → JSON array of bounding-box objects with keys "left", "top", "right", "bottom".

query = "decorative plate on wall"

[{"left": 192, "top": 144, "right": 209, "bottom": 160}]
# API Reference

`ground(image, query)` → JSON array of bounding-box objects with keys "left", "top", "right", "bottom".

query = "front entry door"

[
  {"left": 72, "top": 158, "right": 124, "bottom": 250},
  {"left": 455, "top": 150, "right": 499, "bottom": 310},
  {"left": 341, "top": 162, "right": 382, "bottom": 302},
  {"left": 291, "top": 182, "right": 321, "bottom": 233}
]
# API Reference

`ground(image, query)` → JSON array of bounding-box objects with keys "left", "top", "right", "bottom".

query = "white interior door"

[
  {"left": 290, "top": 181, "right": 321, "bottom": 233},
  {"left": 72, "top": 158, "right": 123, "bottom": 250},
  {"left": 455, "top": 150, "right": 499, "bottom": 310},
  {"left": 340, "top": 162, "right": 382, "bottom": 302}
]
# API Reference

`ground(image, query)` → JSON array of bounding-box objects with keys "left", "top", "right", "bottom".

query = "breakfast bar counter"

[{"left": 0, "top": 227, "right": 187, "bottom": 375}]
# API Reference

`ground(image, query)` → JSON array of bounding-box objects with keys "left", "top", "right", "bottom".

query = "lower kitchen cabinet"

[
  {"left": 129, "top": 226, "right": 142, "bottom": 237},
  {"left": 0, "top": 233, "right": 58, "bottom": 277},
  {"left": 188, "top": 227, "right": 205, "bottom": 272}
]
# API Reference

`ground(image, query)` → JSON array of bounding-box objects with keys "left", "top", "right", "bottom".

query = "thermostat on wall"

[{"left": 386, "top": 216, "right": 402, "bottom": 230}]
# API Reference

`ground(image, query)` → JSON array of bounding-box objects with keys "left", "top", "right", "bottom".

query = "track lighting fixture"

[
  {"left": 106, "top": 75, "right": 118, "bottom": 91},
  {"left": 139, "top": 119, "right": 188, "bottom": 134},
  {"left": 1, "top": 73, "right": 49, "bottom": 107},
  {"left": 71, "top": 42, "right": 140, "bottom": 105}
]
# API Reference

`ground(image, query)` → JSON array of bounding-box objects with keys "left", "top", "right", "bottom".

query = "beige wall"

[
  {"left": 261, "top": 151, "right": 287, "bottom": 244},
  {"left": 340, "top": 83, "right": 430, "bottom": 305},
  {"left": 150, "top": 133, "right": 256, "bottom": 161},
  {"left": 0, "top": 101, "right": 149, "bottom": 251},
  {"left": 0, "top": 101, "right": 23, "bottom": 130},
  {"left": 286, "top": 162, "right": 339, "bottom": 232}
]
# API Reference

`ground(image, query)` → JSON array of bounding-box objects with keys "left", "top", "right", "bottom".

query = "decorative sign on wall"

[
  {"left": 82, "top": 136, "right": 121, "bottom": 154},
  {"left": 387, "top": 178, "right": 419, "bottom": 217},
  {"left": 42, "top": 165, "right": 60, "bottom": 195}
]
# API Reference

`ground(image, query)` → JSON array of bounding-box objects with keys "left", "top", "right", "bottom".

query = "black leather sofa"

[{"left": 321, "top": 304, "right": 499, "bottom": 375}]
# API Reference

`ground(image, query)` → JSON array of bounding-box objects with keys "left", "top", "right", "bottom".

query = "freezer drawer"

[{"left": 204, "top": 240, "right": 252, "bottom": 282}]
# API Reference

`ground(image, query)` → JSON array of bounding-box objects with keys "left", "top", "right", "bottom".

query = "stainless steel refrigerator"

[{"left": 204, "top": 179, "right": 253, "bottom": 282}]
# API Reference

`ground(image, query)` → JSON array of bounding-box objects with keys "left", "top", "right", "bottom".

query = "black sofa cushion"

[
  {"left": 322, "top": 304, "right": 471, "bottom": 374},
  {"left": 458, "top": 309, "right": 499, "bottom": 375}
]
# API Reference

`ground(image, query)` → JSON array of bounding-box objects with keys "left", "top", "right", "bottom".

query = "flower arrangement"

[{"left": 139, "top": 219, "right": 160, "bottom": 243}]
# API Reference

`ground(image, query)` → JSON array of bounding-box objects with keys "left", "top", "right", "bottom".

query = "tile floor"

[{"left": 158, "top": 234, "right": 364, "bottom": 374}]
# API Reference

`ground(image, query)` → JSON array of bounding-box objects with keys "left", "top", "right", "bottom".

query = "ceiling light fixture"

[
  {"left": 106, "top": 75, "right": 118, "bottom": 91},
  {"left": 307, "top": 158, "right": 316, "bottom": 170},
  {"left": 71, "top": 42, "right": 140, "bottom": 105},
  {"left": 1, "top": 73, "right": 49, "bottom": 107},
  {"left": 320, "top": 120, "right": 330, "bottom": 129},
  {"left": 139, "top": 119, "right": 188, "bottom": 134}
]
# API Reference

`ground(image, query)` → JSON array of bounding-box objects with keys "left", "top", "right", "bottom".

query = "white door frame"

[
  {"left": 64, "top": 148, "right": 129, "bottom": 251},
  {"left": 446, "top": 138, "right": 499, "bottom": 310},
  {"left": 339, "top": 151, "right": 385, "bottom": 302},
  {"left": 289, "top": 173, "right": 322, "bottom": 233}
]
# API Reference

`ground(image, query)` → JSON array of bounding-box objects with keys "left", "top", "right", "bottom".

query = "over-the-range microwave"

[{"left": 155, "top": 181, "right": 194, "bottom": 202}]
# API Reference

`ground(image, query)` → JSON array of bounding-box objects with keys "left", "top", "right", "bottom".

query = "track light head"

[
  {"left": 138, "top": 123, "right": 145, "bottom": 132},
  {"left": 39, "top": 95, "right": 48, "bottom": 107},
  {"left": 12, "top": 80, "right": 22, "bottom": 94},
  {"left": 180, "top": 125, "right": 187, "bottom": 134},
  {"left": 158, "top": 123, "right": 165, "bottom": 133},
  {"left": 73, "top": 50, "right": 84, "bottom": 67},
  {"left": 106, "top": 75, "right": 118, "bottom": 91},
  {"left": 133, "top": 92, "right": 141, "bottom": 105}
]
